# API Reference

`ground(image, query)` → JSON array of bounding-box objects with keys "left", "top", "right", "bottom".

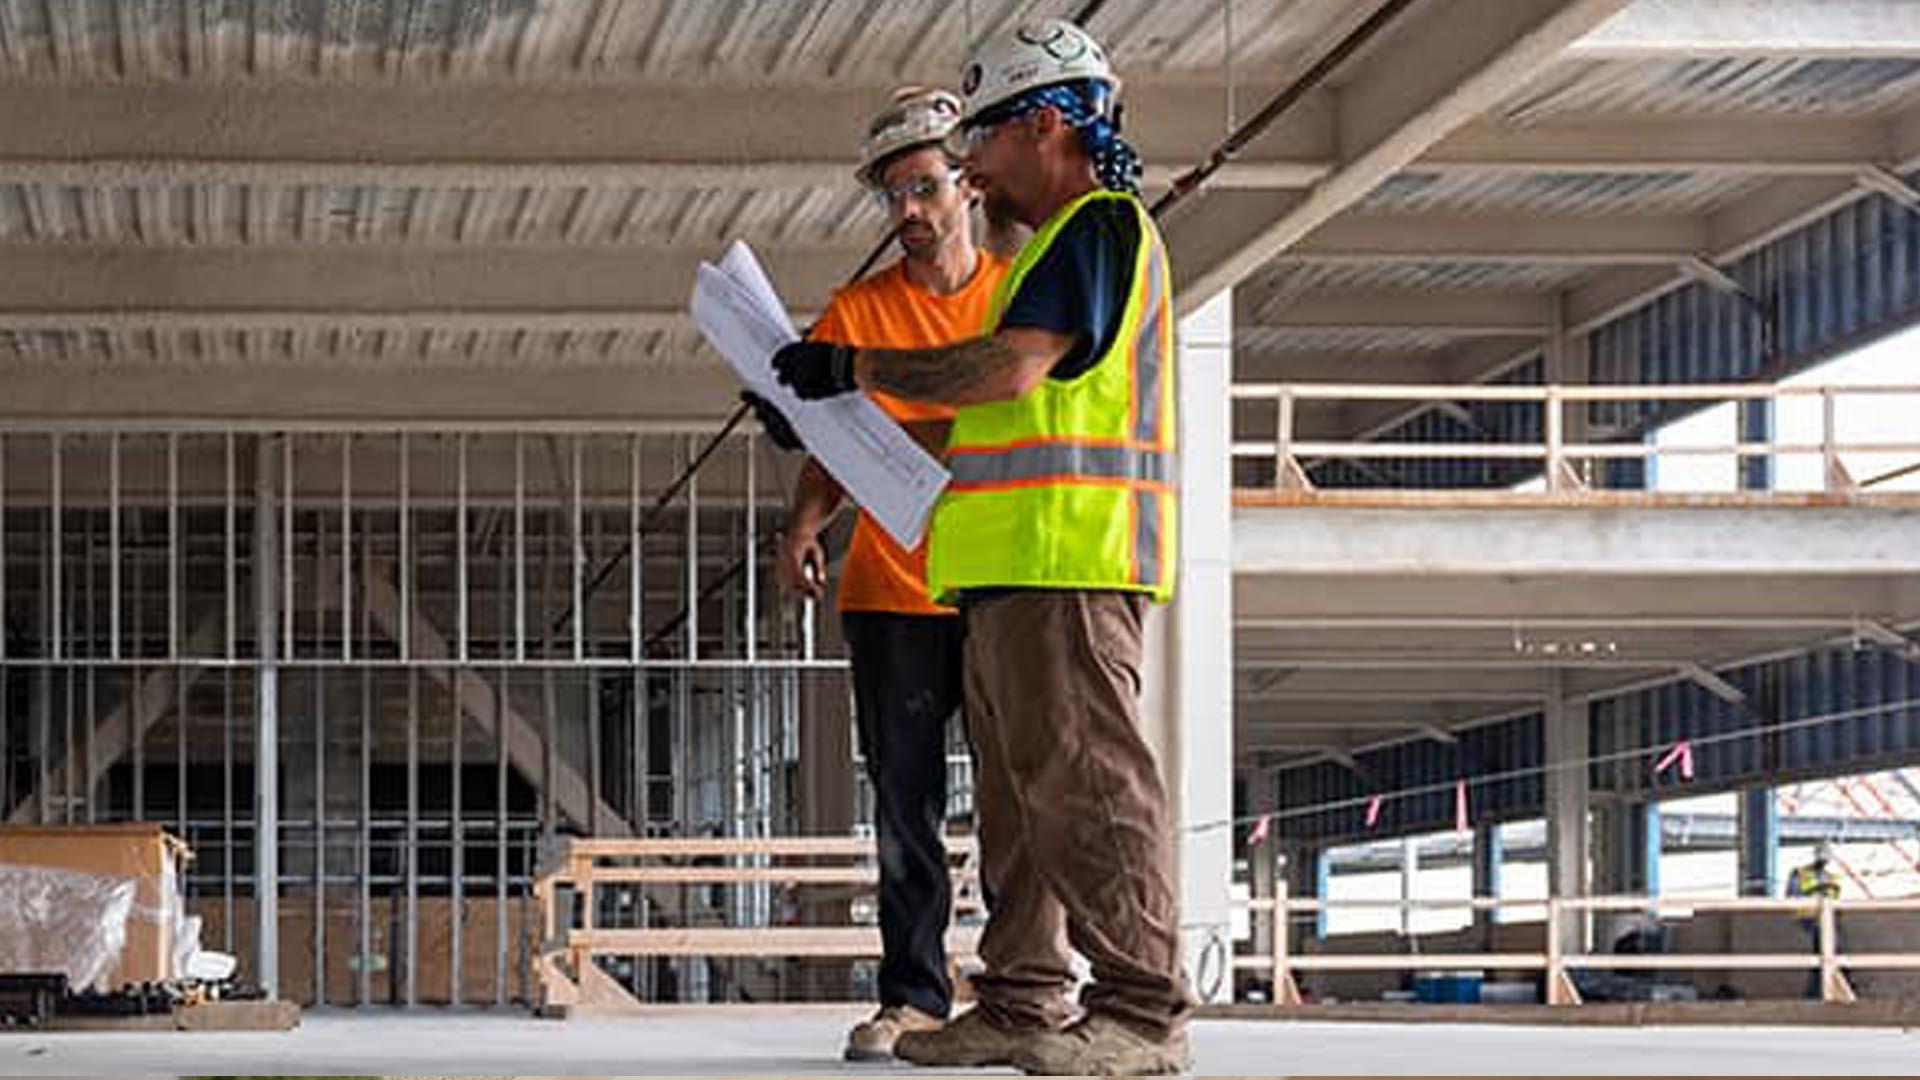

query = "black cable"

[{"left": 1070, "top": 0, "right": 1110, "bottom": 25}]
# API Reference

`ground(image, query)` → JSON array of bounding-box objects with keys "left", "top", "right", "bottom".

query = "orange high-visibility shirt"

[{"left": 809, "top": 252, "right": 1009, "bottom": 615}]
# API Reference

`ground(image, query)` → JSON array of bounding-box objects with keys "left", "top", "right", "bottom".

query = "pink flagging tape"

[
  {"left": 1454, "top": 779, "right": 1469, "bottom": 835},
  {"left": 1365, "top": 795, "right": 1383, "bottom": 828},
  {"left": 1653, "top": 738, "right": 1695, "bottom": 781},
  {"left": 1246, "top": 813, "right": 1270, "bottom": 848}
]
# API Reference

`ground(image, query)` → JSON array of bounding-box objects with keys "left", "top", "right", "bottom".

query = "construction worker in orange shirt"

[{"left": 745, "top": 85, "right": 1061, "bottom": 1062}]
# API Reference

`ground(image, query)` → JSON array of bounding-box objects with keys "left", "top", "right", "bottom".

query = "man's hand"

[
  {"left": 772, "top": 340, "right": 858, "bottom": 400},
  {"left": 739, "top": 391, "right": 803, "bottom": 452},
  {"left": 775, "top": 526, "right": 828, "bottom": 602}
]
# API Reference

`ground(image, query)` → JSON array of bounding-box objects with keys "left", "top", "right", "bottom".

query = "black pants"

[{"left": 844, "top": 611, "right": 965, "bottom": 1018}]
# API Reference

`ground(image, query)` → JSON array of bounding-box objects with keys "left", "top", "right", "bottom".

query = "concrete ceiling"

[
  {"left": 3, "top": 0, "right": 1918, "bottom": 765},
  {"left": 3, "top": 0, "right": 1913, "bottom": 427}
]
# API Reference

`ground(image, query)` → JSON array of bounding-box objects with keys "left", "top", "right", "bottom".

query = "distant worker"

[
  {"left": 1785, "top": 842, "right": 1842, "bottom": 999},
  {"left": 745, "top": 86, "right": 1013, "bottom": 1062},
  {"left": 773, "top": 18, "right": 1192, "bottom": 1075}
]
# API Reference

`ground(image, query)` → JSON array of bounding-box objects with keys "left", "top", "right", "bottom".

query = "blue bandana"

[{"left": 1002, "top": 81, "right": 1142, "bottom": 196}]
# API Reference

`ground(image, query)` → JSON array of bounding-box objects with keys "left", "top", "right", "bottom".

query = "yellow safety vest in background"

[{"left": 926, "top": 189, "right": 1176, "bottom": 603}]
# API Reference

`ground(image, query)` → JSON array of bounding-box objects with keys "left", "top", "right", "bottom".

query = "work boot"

[
  {"left": 1009, "top": 1013, "right": 1191, "bottom": 1076},
  {"left": 893, "top": 1005, "right": 1030, "bottom": 1067},
  {"left": 844, "top": 1003, "right": 944, "bottom": 1062}
]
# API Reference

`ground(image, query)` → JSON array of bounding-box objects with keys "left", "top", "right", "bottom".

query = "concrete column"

[
  {"left": 1282, "top": 841, "right": 1323, "bottom": 942},
  {"left": 1595, "top": 798, "right": 1658, "bottom": 895},
  {"left": 1543, "top": 670, "right": 1588, "bottom": 952},
  {"left": 1472, "top": 824, "right": 1503, "bottom": 946},
  {"left": 1399, "top": 836, "right": 1420, "bottom": 936},
  {"left": 1249, "top": 767, "right": 1280, "bottom": 959},
  {"left": 1644, "top": 801, "right": 1663, "bottom": 897},
  {"left": 1142, "top": 288, "right": 1235, "bottom": 1002},
  {"left": 253, "top": 436, "right": 280, "bottom": 999},
  {"left": 1739, "top": 785, "right": 1780, "bottom": 896},
  {"left": 1736, "top": 399, "right": 1778, "bottom": 900},
  {"left": 1740, "top": 398, "right": 1776, "bottom": 492}
]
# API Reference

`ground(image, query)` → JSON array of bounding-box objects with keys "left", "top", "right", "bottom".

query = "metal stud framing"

[{"left": 0, "top": 424, "right": 831, "bottom": 1005}]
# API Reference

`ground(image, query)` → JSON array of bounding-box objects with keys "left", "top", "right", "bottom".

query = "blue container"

[{"left": 1413, "top": 972, "right": 1484, "bottom": 1003}]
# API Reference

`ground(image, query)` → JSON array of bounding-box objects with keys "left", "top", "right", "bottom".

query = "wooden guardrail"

[
  {"left": 534, "top": 835, "right": 981, "bottom": 1014},
  {"left": 1239, "top": 887, "right": 1920, "bottom": 1006},
  {"left": 1231, "top": 381, "right": 1920, "bottom": 501}
]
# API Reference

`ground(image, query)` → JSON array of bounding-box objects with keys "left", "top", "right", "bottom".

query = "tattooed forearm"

[{"left": 859, "top": 336, "right": 1026, "bottom": 405}]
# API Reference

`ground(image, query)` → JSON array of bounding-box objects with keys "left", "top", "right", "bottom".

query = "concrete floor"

[{"left": 3, "top": 1009, "right": 1920, "bottom": 1076}]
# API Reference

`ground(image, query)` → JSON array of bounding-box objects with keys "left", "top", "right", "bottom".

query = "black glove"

[
  {"left": 739, "top": 391, "right": 803, "bottom": 452},
  {"left": 772, "top": 340, "right": 858, "bottom": 401}
]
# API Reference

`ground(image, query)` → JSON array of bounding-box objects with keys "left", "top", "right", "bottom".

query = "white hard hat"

[
  {"left": 857, "top": 86, "right": 964, "bottom": 188},
  {"left": 1815, "top": 841, "right": 1835, "bottom": 862},
  {"left": 958, "top": 18, "right": 1119, "bottom": 124}
]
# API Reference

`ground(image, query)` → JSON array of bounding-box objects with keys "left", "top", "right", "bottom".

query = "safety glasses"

[
  {"left": 868, "top": 169, "right": 964, "bottom": 211},
  {"left": 945, "top": 99, "right": 1039, "bottom": 159}
]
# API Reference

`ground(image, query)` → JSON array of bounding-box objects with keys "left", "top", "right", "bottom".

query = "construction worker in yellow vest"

[
  {"left": 1786, "top": 842, "right": 1842, "bottom": 998},
  {"left": 772, "top": 18, "right": 1189, "bottom": 1076},
  {"left": 1787, "top": 843, "right": 1842, "bottom": 912},
  {"left": 746, "top": 85, "right": 1019, "bottom": 1063}
]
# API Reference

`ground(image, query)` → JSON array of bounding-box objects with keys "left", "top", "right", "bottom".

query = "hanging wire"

[
  {"left": 1222, "top": 0, "right": 1236, "bottom": 132},
  {"left": 1194, "top": 696, "right": 1920, "bottom": 837},
  {"left": 1152, "top": 0, "right": 1424, "bottom": 217}
]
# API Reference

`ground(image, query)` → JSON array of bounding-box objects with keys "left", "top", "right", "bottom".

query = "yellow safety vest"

[{"left": 926, "top": 189, "right": 1176, "bottom": 603}]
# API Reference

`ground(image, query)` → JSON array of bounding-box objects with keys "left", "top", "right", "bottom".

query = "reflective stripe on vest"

[
  {"left": 1131, "top": 229, "right": 1170, "bottom": 445},
  {"left": 947, "top": 443, "right": 1175, "bottom": 489}
]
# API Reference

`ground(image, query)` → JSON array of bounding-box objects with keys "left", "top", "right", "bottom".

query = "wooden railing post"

[
  {"left": 1545, "top": 898, "right": 1582, "bottom": 1005},
  {"left": 1819, "top": 897, "right": 1857, "bottom": 1003},
  {"left": 1272, "top": 880, "right": 1302, "bottom": 1005}
]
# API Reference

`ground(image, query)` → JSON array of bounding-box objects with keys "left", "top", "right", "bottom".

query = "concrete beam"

[
  {"left": 1422, "top": 115, "right": 1899, "bottom": 176},
  {"left": 0, "top": 365, "right": 738, "bottom": 423},
  {"left": 1565, "top": 179, "right": 1869, "bottom": 333},
  {"left": 1234, "top": 505, "right": 1920, "bottom": 577},
  {"left": 0, "top": 155, "right": 1328, "bottom": 195},
  {"left": 0, "top": 79, "right": 1335, "bottom": 191},
  {"left": 1570, "top": 0, "right": 1920, "bottom": 59},
  {"left": 1168, "top": 0, "right": 1637, "bottom": 313},
  {"left": 1234, "top": 349, "right": 1448, "bottom": 385},
  {"left": 0, "top": 245, "right": 864, "bottom": 318},
  {"left": 1332, "top": 118, "right": 1920, "bottom": 444},
  {"left": 1289, "top": 212, "right": 1705, "bottom": 264},
  {"left": 1562, "top": 109, "right": 1920, "bottom": 333},
  {"left": 1243, "top": 290, "right": 1554, "bottom": 336}
]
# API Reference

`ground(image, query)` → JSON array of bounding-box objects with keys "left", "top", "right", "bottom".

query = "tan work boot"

[
  {"left": 844, "top": 1003, "right": 944, "bottom": 1062},
  {"left": 1010, "top": 1013, "right": 1191, "bottom": 1076},
  {"left": 893, "top": 1005, "right": 1030, "bottom": 1067}
]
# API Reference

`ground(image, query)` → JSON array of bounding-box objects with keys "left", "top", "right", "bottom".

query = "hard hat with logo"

[
  {"left": 958, "top": 17, "right": 1119, "bottom": 124},
  {"left": 857, "top": 86, "right": 965, "bottom": 188}
]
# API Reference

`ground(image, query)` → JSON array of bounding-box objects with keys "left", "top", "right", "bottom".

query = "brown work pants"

[{"left": 963, "top": 589, "right": 1192, "bottom": 1039}]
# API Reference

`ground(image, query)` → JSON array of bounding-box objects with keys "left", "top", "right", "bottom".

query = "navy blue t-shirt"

[{"left": 995, "top": 197, "right": 1144, "bottom": 381}]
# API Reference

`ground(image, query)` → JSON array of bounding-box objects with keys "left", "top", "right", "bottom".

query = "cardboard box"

[{"left": 0, "top": 823, "right": 190, "bottom": 988}]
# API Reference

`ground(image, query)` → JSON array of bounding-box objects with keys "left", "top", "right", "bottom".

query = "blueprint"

[{"left": 691, "top": 241, "right": 950, "bottom": 549}]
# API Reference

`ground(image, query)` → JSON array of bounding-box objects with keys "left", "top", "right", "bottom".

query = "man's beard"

[{"left": 982, "top": 191, "right": 1026, "bottom": 257}]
